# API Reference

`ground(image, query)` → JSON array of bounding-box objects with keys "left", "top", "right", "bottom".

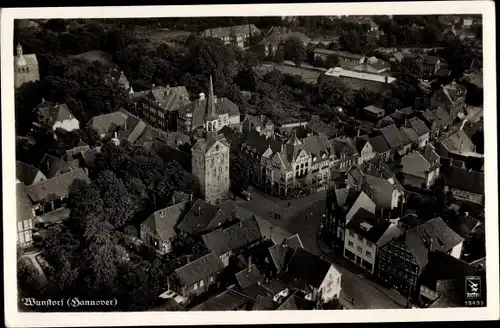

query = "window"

[
  {"left": 209, "top": 276, "right": 214, "bottom": 283},
  {"left": 366, "top": 241, "right": 373, "bottom": 247},
  {"left": 366, "top": 251, "right": 372, "bottom": 258},
  {"left": 358, "top": 235, "right": 363, "bottom": 242},
  {"left": 199, "top": 279, "right": 204, "bottom": 287},
  {"left": 337, "top": 277, "right": 340, "bottom": 285},
  {"left": 193, "top": 282, "right": 198, "bottom": 290},
  {"left": 357, "top": 246, "right": 362, "bottom": 252},
  {"left": 348, "top": 241, "right": 354, "bottom": 247},
  {"left": 348, "top": 230, "right": 354, "bottom": 237}
]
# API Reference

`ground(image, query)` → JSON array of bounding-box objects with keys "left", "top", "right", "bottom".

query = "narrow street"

[{"left": 238, "top": 186, "right": 407, "bottom": 309}]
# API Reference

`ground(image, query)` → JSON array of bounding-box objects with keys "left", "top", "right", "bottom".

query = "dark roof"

[
  {"left": 280, "top": 248, "right": 332, "bottom": 289},
  {"left": 369, "top": 135, "right": 390, "bottom": 154},
  {"left": 17, "top": 183, "right": 35, "bottom": 222},
  {"left": 432, "top": 106, "right": 453, "bottom": 127},
  {"left": 131, "top": 85, "right": 190, "bottom": 112},
  {"left": 364, "top": 105, "right": 385, "bottom": 115},
  {"left": 420, "top": 252, "right": 475, "bottom": 290},
  {"left": 345, "top": 208, "right": 391, "bottom": 243},
  {"left": 173, "top": 252, "right": 224, "bottom": 286},
  {"left": 202, "top": 229, "right": 231, "bottom": 256},
  {"left": 401, "top": 151, "right": 432, "bottom": 179},
  {"left": 268, "top": 235, "right": 304, "bottom": 273},
  {"left": 424, "top": 55, "right": 440, "bottom": 65},
  {"left": 24, "top": 168, "right": 91, "bottom": 204},
  {"left": 33, "top": 101, "right": 76, "bottom": 128},
  {"left": 241, "top": 130, "right": 282, "bottom": 156},
  {"left": 39, "top": 154, "right": 73, "bottom": 179},
  {"left": 118, "top": 115, "right": 147, "bottom": 143},
  {"left": 176, "top": 199, "right": 230, "bottom": 236},
  {"left": 179, "top": 96, "right": 239, "bottom": 129},
  {"left": 235, "top": 265, "right": 264, "bottom": 288},
  {"left": 447, "top": 215, "right": 481, "bottom": 238},
  {"left": 252, "top": 295, "right": 276, "bottom": 310},
  {"left": 380, "top": 124, "right": 406, "bottom": 149},
  {"left": 141, "top": 202, "right": 188, "bottom": 241},
  {"left": 191, "top": 289, "right": 250, "bottom": 311},
  {"left": 306, "top": 116, "right": 337, "bottom": 137},
  {"left": 87, "top": 111, "right": 128, "bottom": 136},
  {"left": 404, "top": 217, "right": 464, "bottom": 268},
  {"left": 223, "top": 216, "right": 263, "bottom": 252},
  {"left": 363, "top": 175, "right": 397, "bottom": 210},
  {"left": 277, "top": 292, "right": 315, "bottom": 310},
  {"left": 405, "top": 117, "right": 430, "bottom": 137},
  {"left": 16, "top": 161, "right": 46, "bottom": 186},
  {"left": 444, "top": 167, "right": 484, "bottom": 194}
]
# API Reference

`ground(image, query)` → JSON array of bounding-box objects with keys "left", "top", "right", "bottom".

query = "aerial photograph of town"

[{"left": 13, "top": 13, "right": 486, "bottom": 312}]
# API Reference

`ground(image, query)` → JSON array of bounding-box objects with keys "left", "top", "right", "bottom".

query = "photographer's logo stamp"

[{"left": 465, "top": 276, "right": 481, "bottom": 299}]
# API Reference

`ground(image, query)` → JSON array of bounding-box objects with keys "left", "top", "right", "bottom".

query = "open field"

[{"left": 70, "top": 50, "right": 116, "bottom": 68}]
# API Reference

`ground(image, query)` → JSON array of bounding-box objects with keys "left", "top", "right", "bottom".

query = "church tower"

[
  {"left": 205, "top": 75, "right": 219, "bottom": 133},
  {"left": 14, "top": 43, "right": 40, "bottom": 89},
  {"left": 191, "top": 132, "right": 230, "bottom": 205}
]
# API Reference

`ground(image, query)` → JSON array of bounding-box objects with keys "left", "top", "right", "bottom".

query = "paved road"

[{"left": 239, "top": 187, "right": 407, "bottom": 309}]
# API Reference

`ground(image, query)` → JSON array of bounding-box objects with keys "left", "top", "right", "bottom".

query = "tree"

[
  {"left": 230, "top": 152, "right": 251, "bottom": 194},
  {"left": 317, "top": 75, "right": 355, "bottom": 109},
  {"left": 325, "top": 54, "right": 340, "bottom": 68},
  {"left": 44, "top": 19, "right": 67, "bottom": 33},
  {"left": 282, "top": 36, "right": 307, "bottom": 66},
  {"left": 274, "top": 48, "right": 284, "bottom": 64}
]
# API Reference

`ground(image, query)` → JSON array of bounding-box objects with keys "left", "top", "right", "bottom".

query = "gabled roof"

[
  {"left": 179, "top": 96, "right": 239, "bottom": 128},
  {"left": 369, "top": 135, "right": 390, "bottom": 154},
  {"left": 280, "top": 247, "right": 332, "bottom": 290},
  {"left": 400, "top": 127, "right": 420, "bottom": 145},
  {"left": 173, "top": 253, "right": 224, "bottom": 286},
  {"left": 87, "top": 111, "right": 128, "bottom": 136},
  {"left": 25, "top": 168, "right": 91, "bottom": 204},
  {"left": 191, "top": 288, "right": 250, "bottom": 311},
  {"left": 420, "top": 252, "right": 475, "bottom": 292},
  {"left": 131, "top": 85, "right": 191, "bottom": 112},
  {"left": 141, "top": 202, "right": 188, "bottom": 241},
  {"left": 401, "top": 151, "right": 432, "bottom": 179},
  {"left": 202, "top": 229, "right": 231, "bottom": 256},
  {"left": 447, "top": 215, "right": 481, "bottom": 239},
  {"left": 364, "top": 105, "right": 385, "bottom": 115},
  {"left": 403, "top": 217, "right": 464, "bottom": 268},
  {"left": 223, "top": 216, "right": 263, "bottom": 252},
  {"left": 252, "top": 295, "right": 276, "bottom": 311},
  {"left": 176, "top": 199, "right": 230, "bottom": 236},
  {"left": 444, "top": 167, "right": 484, "bottom": 194},
  {"left": 202, "top": 24, "right": 261, "bottom": 38},
  {"left": 268, "top": 234, "right": 304, "bottom": 273},
  {"left": 39, "top": 154, "right": 71, "bottom": 179},
  {"left": 33, "top": 101, "right": 76, "bottom": 128},
  {"left": 17, "top": 183, "right": 35, "bottom": 222},
  {"left": 380, "top": 124, "right": 407, "bottom": 149},
  {"left": 255, "top": 217, "right": 293, "bottom": 244},
  {"left": 277, "top": 292, "right": 315, "bottom": 310},
  {"left": 306, "top": 116, "right": 337, "bottom": 137},
  {"left": 303, "top": 134, "right": 331, "bottom": 161},
  {"left": 118, "top": 115, "right": 147, "bottom": 143},
  {"left": 432, "top": 106, "right": 453, "bottom": 127},
  {"left": 405, "top": 117, "right": 430, "bottom": 137},
  {"left": 363, "top": 175, "right": 397, "bottom": 210},
  {"left": 441, "top": 130, "right": 476, "bottom": 154},
  {"left": 235, "top": 265, "right": 264, "bottom": 288},
  {"left": 16, "top": 161, "right": 46, "bottom": 186},
  {"left": 346, "top": 208, "right": 391, "bottom": 243}
]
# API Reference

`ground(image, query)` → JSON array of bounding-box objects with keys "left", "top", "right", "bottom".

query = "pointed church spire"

[{"left": 206, "top": 75, "right": 218, "bottom": 121}]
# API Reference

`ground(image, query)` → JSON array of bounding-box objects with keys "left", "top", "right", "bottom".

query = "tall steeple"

[
  {"left": 207, "top": 75, "right": 217, "bottom": 120},
  {"left": 16, "top": 43, "right": 23, "bottom": 57}
]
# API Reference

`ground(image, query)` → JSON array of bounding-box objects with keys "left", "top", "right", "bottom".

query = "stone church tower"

[
  {"left": 191, "top": 77, "right": 230, "bottom": 205},
  {"left": 14, "top": 43, "right": 40, "bottom": 89}
]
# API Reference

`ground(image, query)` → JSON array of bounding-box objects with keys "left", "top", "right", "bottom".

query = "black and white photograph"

[{"left": 2, "top": 2, "right": 499, "bottom": 326}]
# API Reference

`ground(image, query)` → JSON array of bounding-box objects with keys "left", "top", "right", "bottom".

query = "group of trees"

[{"left": 23, "top": 141, "right": 199, "bottom": 310}]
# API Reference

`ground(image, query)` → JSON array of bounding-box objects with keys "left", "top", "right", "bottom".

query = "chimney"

[
  {"left": 198, "top": 204, "right": 201, "bottom": 216},
  {"left": 152, "top": 84, "right": 155, "bottom": 88},
  {"left": 385, "top": 76, "right": 389, "bottom": 84},
  {"left": 357, "top": 129, "right": 361, "bottom": 137},
  {"left": 114, "top": 132, "right": 118, "bottom": 139},
  {"left": 248, "top": 256, "right": 252, "bottom": 272},
  {"left": 199, "top": 93, "right": 206, "bottom": 101}
]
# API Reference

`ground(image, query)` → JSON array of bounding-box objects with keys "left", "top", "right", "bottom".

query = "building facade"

[
  {"left": 191, "top": 134, "right": 230, "bottom": 205},
  {"left": 14, "top": 44, "right": 40, "bottom": 89}
]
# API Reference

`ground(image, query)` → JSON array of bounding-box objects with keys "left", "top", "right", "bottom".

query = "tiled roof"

[
  {"left": 432, "top": 106, "right": 453, "bottom": 127},
  {"left": 303, "top": 134, "right": 331, "bottom": 161},
  {"left": 177, "top": 199, "right": 230, "bottom": 236},
  {"left": 39, "top": 154, "right": 70, "bottom": 179},
  {"left": 166, "top": 132, "right": 191, "bottom": 149},
  {"left": 241, "top": 130, "right": 282, "bottom": 156},
  {"left": 223, "top": 216, "right": 263, "bottom": 252},
  {"left": 277, "top": 292, "right": 315, "bottom": 310},
  {"left": 380, "top": 124, "right": 406, "bottom": 149},
  {"left": 404, "top": 217, "right": 464, "bottom": 268},
  {"left": 87, "top": 111, "right": 128, "bottom": 136},
  {"left": 306, "top": 116, "right": 337, "bottom": 137},
  {"left": 405, "top": 117, "right": 430, "bottom": 137},
  {"left": 369, "top": 135, "right": 390, "bottom": 154},
  {"left": 400, "top": 127, "right": 420, "bottom": 145},
  {"left": 17, "top": 183, "right": 34, "bottom": 222},
  {"left": 401, "top": 151, "right": 432, "bottom": 179},
  {"left": 191, "top": 288, "right": 250, "bottom": 311},
  {"left": 118, "top": 115, "right": 147, "bottom": 143},
  {"left": 202, "top": 229, "right": 231, "bottom": 257},
  {"left": 441, "top": 130, "right": 476, "bottom": 154},
  {"left": 255, "top": 217, "right": 293, "bottom": 244},
  {"left": 261, "top": 278, "right": 288, "bottom": 295},
  {"left": 81, "top": 147, "right": 101, "bottom": 168},
  {"left": 326, "top": 68, "right": 396, "bottom": 84},
  {"left": 174, "top": 252, "right": 224, "bottom": 286},
  {"left": 377, "top": 116, "right": 396, "bottom": 128},
  {"left": 131, "top": 85, "right": 190, "bottom": 112},
  {"left": 444, "top": 167, "right": 484, "bottom": 194},
  {"left": 268, "top": 235, "right": 304, "bottom": 273},
  {"left": 424, "top": 55, "right": 440, "bottom": 65},
  {"left": 280, "top": 248, "right": 332, "bottom": 289},
  {"left": 16, "top": 161, "right": 46, "bottom": 186},
  {"left": 447, "top": 215, "right": 481, "bottom": 238},
  {"left": 363, "top": 175, "right": 396, "bottom": 209},
  {"left": 377, "top": 223, "right": 404, "bottom": 248},
  {"left": 252, "top": 295, "right": 276, "bottom": 310},
  {"left": 235, "top": 265, "right": 264, "bottom": 288},
  {"left": 364, "top": 105, "right": 385, "bottom": 115},
  {"left": 141, "top": 202, "right": 188, "bottom": 242},
  {"left": 331, "top": 137, "right": 358, "bottom": 158},
  {"left": 25, "top": 168, "right": 91, "bottom": 204},
  {"left": 180, "top": 96, "right": 239, "bottom": 128},
  {"left": 346, "top": 208, "right": 391, "bottom": 243},
  {"left": 33, "top": 101, "right": 75, "bottom": 128}
]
